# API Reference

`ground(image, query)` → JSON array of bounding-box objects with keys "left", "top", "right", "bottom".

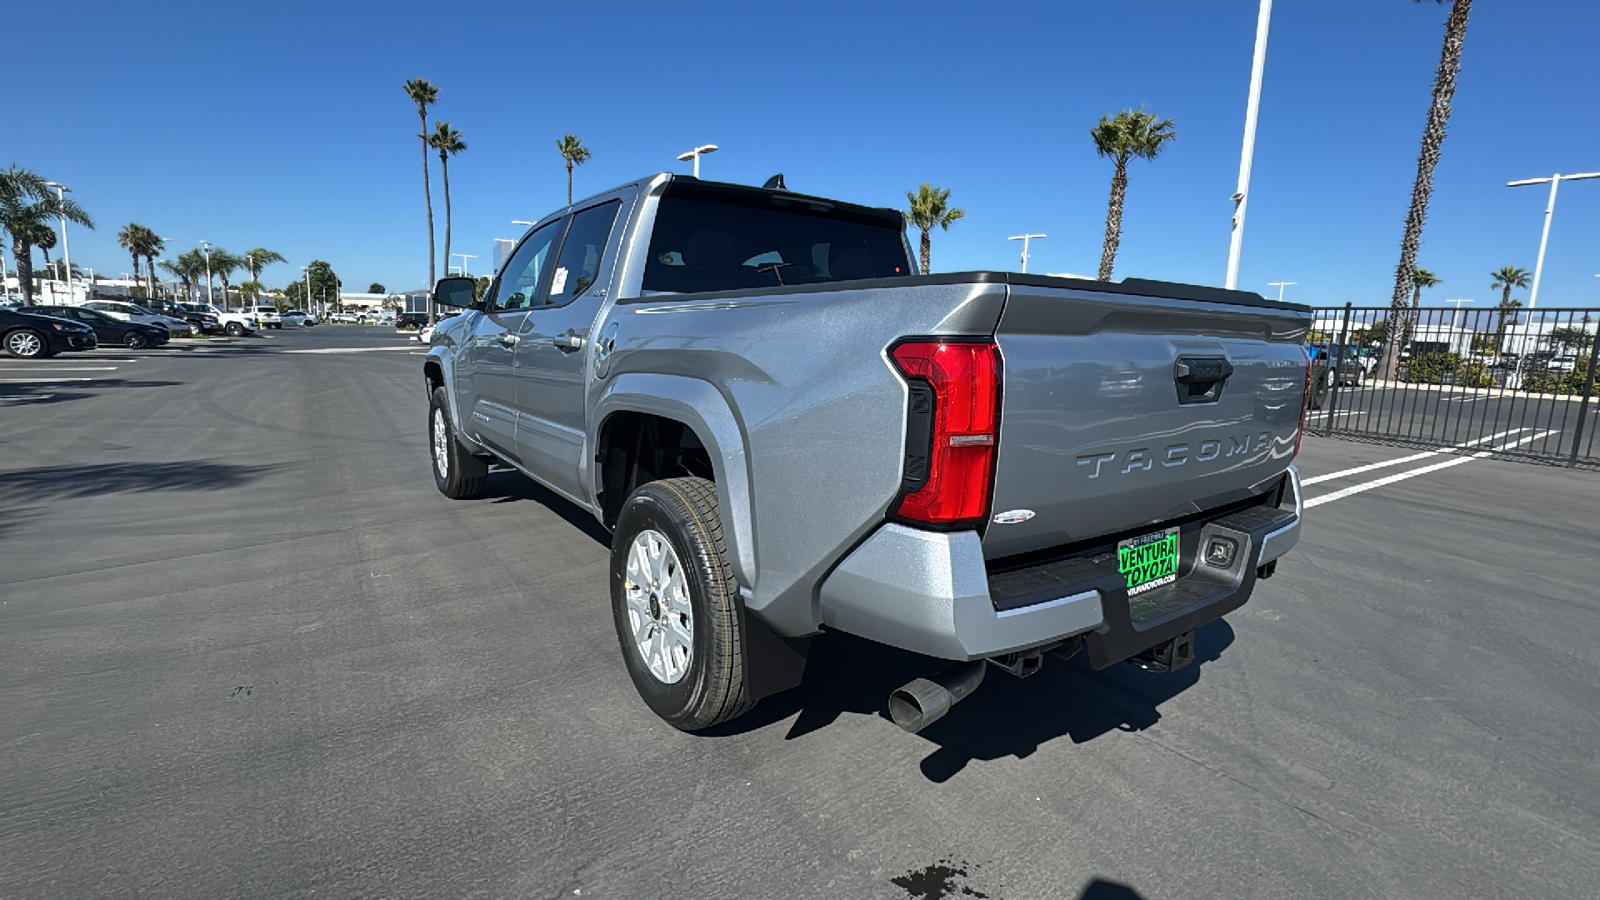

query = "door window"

[
  {"left": 491, "top": 219, "right": 567, "bottom": 311},
  {"left": 546, "top": 201, "right": 620, "bottom": 306}
]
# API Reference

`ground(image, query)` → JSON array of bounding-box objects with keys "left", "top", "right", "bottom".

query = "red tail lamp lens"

[{"left": 889, "top": 341, "right": 1001, "bottom": 526}]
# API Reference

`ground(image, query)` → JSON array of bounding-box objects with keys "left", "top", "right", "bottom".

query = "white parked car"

[
  {"left": 83, "top": 300, "right": 188, "bottom": 333},
  {"left": 252, "top": 306, "right": 283, "bottom": 329},
  {"left": 187, "top": 302, "right": 259, "bottom": 336},
  {"left": 328, "top": 311, "right": 360, "bottom": 324},
  {"left": 280, "top": 310, "right": 317, "bottom": 328}
]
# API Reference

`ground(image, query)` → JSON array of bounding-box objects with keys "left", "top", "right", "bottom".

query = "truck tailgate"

[{"left": 984, "top": 283, "right": 1309, "bottom": 560}]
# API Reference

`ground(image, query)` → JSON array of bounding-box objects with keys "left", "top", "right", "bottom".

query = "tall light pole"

[
  {"left": 1267, "top": 280, "right": 1297, "bottom": 301},
  {"left": 1007, "top": 234, "right": 1047, "bottom": 273},
  {"left": 677, "top": 144, "right": 719, "bottom": 178},
  {"left": 1507, "top": 172, "right": 1600, "bottom": 309},
  {"left": 451, "top": 253, "right": 477, "bottom": 276},
  {"left": 1443, "top": 298, "right": 1474, "bottom": 353},
  {"left": 1225, "top": 0, "right": 1273, "bottom": 290},
  {"left": 43, "top": 181, "right": 75, "bottom": 302}
]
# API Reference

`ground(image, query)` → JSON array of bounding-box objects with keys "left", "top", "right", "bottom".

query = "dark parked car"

[
  {"left": 21, "top": 305, "right": 170, "bottom": 349},
  {"left": 143, "top": 298, "right": 222, "bottom": 334},
  {"left": 1, "top": 308, "right": 98, "bottom": 358},
  {"left": 395, "top": 312, "right": 429, "bottom": 330}
]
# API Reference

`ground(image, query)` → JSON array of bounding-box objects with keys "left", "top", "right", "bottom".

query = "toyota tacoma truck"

[{"left": 422, "top": 174, "right": 1311, "bottom": 733}]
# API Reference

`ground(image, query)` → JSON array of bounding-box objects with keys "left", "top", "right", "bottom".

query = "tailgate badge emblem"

[{"left": 993, "top": 509, "right": 1035, "bottom": 525}]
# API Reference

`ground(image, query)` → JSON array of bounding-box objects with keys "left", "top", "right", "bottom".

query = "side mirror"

[{"left": 433, "top": 276, "right": 478, "bottom": 309}]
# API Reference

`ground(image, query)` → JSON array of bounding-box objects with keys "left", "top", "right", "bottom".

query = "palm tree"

[
  {"left": 556, "top": 133, "right": 591, "bottom": 205},
  {"left": 1490, "top": 265, "right": 1530, "bottom": 309},
  {"left": 31, "top": 222, "right": 56, "bottom": 274},
  {"left": 159, "top": 259, "right": 194, "bottom": 301},
  {"left": 208, "top": 250, "right": 243, "bottom": 304},
  {"left": 428, "top": 121, "right": 467, "bottom": 273},
  {"left": 904, "top": 183, "right": 965, "bottom": 275},
  {"left": 1382, "top": 0, "right": 1474, "bottom": 379},
  {"left": 1494, "top": 297, "right": 1522, "bottom": 350},
  {"left": 243, "top": 247, "right": 286, "bottom": 302},
  {"left": 1091, "top": 105, "right": 1177, "bottom": 281},
  {"left": 138, "top": 228, "right": 164, "bottom": 299},
  {"left": 0, "top": 185, "right": 93, "bottom": 305},
  {"left": 1406, "top": 267, "right": 1440, "bottom": 342},
  {"left": 118, "top": 223, "right": 145, "bottom": 290},
  {"left": 403, "top": 78, "right": 439, "bottom": 291}
]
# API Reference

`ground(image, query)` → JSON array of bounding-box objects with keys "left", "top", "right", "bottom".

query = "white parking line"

[
  {"left": 1301, "top": 427, "right": 1531, "bottom": 486},
  {"left": 1305, "top": 409, "right": 1367, "bottom": 419},
  {"left": 0, "top": 366, "right": 120, "bottom": 372},
  {"left": 0, "top": 377, "right": 96, "bottom": 382},
  {"left": 281, "top": 347, "right": 417, "bottom": 354},
  {"left": 1305, "top": 429, "right": 1559, "bottom": 508}
]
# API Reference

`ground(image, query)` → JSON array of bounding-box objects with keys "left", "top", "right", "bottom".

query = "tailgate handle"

[{"left": 1174, "top": 357, "right": 1232, "bottom": 404}]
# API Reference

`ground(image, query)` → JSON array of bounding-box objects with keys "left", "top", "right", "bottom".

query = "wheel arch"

[{"left": 594, "top": 374, "right": 756, "bottom": 589}]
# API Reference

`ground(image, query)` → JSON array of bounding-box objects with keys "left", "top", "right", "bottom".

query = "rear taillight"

[
  {"left": 888, "top": 340, "right": 1001, "bottom": 527},
  {"left": 1294, "top": 346, "right": 1312, "bottom": 458}
]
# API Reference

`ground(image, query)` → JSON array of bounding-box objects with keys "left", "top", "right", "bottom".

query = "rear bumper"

[{"left": 818, "top": 466, "right": 1302, "bottom": 663}]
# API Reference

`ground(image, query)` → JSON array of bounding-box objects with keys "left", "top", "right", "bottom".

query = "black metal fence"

[{"left": 1311, "top": 305, "right": 1599, "bottom": 468}]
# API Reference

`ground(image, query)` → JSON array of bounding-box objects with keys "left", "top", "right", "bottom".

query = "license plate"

[{"left": 1118, "top": 527, "right": 1179, "bottom": 596}]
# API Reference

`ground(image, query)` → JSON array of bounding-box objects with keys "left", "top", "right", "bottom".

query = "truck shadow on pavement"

[
  {"left": 480, "top": 469, "right": 613, "bottom": 545},
  {"left": 0, "top": 461, "right": 277, "bottom": 500},
  {"left": 715, "top": 621, "right": 1234, "bottom": 782}
]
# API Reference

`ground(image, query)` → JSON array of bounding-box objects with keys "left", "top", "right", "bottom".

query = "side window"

[
  {"left": 491, "top": 219, "right": 567, "bottom": 311},
  {"left": 546, "top": 201, "right": 620, "bottom": 306}
]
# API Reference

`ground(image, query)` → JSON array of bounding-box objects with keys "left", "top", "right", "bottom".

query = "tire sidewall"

[
  {"left": 610, "top": 487, "right": 722, "bottom": 725},
  {"left": 429, "top": 387, "right": 458, "bottom": 493},
  {"left": 6, "top": 329, "right": 45, "bottom": 358}
]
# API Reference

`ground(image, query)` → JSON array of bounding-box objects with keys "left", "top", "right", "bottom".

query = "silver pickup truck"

[{"left": 423, "top": 174, "right": 1311, "bottom": 733}]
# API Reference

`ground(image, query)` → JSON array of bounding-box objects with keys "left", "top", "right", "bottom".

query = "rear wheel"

[
  {"left": 429, "top": 386, "right": 487, "bottom": 499},
  {"left": 124, "top": 332, "right": 148, "bottom": 349},
  {"left": 611, "top": 477, "right": 754, "bottom": 731},
  {"left": 4, "top": 328, "right": 48, "bottom": 359}
]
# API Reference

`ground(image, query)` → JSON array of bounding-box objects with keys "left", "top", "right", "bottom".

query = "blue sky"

[{"left": 11, "top": 0, "right": 1599, "bottom": 308}]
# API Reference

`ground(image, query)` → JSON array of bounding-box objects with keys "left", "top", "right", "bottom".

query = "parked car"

[
  {"left": 1, "top": 308, "right": 98, "bottom": 358},
  {"left": 280, "top": 310, "right": 317, "bottom": 328},
  {"left": 328, "top": 311, "right": 360, "bottom": 324},
  {"left": 1549, "top": 355, "right": 1579, "bottom": 375},
  {"left": 81, "top": 299, "right": 187, "bottom": 334},
  {"left": 251, "top": 306, "right": 284, "bottom": 329},
  {"left": 421, "top": 173, "right": 1311, "bottom": 732},
  {"left": 1308, "top": 343, "right": 1366, "bottom": 387},
  {"left": 18, "top": 305, "right": 170, "bottom": 349},
  {"left": 186, "top": 303, "right": 259, "bottom": 336},
  {"left": 395, "top": 311, "right": 428, "bottom": 330},
  {"left": 357, "top": 310, "right": 389, "bottom": 324},
  {"left": 137, "top": 298, "right": 208, "bottom": 334}
]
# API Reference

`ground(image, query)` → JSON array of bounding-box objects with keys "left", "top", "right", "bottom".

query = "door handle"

[
  {"left": 553, "top": 333, "right": 585, "bottom": 351},
  {"left": 494, "top": 334, "right": 520, "bottom": 347}
]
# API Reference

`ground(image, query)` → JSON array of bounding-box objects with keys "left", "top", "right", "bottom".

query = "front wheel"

[
  {"left": 226, "top": 322, "right": 244, "bottom": 336},
  {"left": 429, "top": 386, "right": 487, "bottom": 499},
  {"left": 4, "top": 328, "right": 48, "bottom": 359},
  {"left": 124, "top": 332, "right": 148, "bottom": 349},
  {"left": 611, "top": 478, "right": 754, "bottom": 731}
]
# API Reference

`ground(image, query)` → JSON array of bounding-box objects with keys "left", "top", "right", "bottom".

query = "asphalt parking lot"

[{"left": 3, "top": 326, "right": 1597, "bottom": 899}]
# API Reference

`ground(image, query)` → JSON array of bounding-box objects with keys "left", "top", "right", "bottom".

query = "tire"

[
  {"left": 611, "top": 477, "right": 754, "bottom": 731},
  {"left": 428, "top": 386, "right": 487, "bottom": 499},
  {"left": 124, "top": 332, "right": 148, "bottom": 349},
  {"left": 226, "top": 322, "right": 244, "bottom": 336},
  {"left": 4, "top": 328, "right": 49, "bottom": 359}
]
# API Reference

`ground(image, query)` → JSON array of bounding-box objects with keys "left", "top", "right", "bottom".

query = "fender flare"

[{"left": 594, "top": 373, "right": 757, "bottom": 589}]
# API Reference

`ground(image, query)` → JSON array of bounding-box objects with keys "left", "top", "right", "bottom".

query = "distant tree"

[
  {"left": 29, "top": 222, "right": 56, "bottom": 274},
  {"left": 1091, "top": 104, "right": 1176, "bottom": 281},
  {"left": 556, "top": 133, "right": 591, "bottom": 205},
  {"left": 1490, "top": 266, "right": 1530, "bottom": 310},
  {"left": 243, "top": 248, "right": 286, "bottom": 302},
  {"left": 1406, "top": 267, "right": 1440, "bottom": 341},
  {"left": 158, "top": 259, "right": 193, "bottom": 301},
  {"left": 1493, "top": 297, "right": 1522, "bottom": 350},
  {"left": 137, "top": 228, "right": 164, "bottom": 300},
  {"left": 1352, "top": 319, "right": 1391, "bottom": 347},
  {"left": 403, "top": 77, "right": 439, "bottom": 290},
  {"left": 1545, "top": 327, "right": 1594, "bottom": 355},
  {"left": 368, "top": 282, "right": 386, "bottom": 294},
  {"left": 1384, "top": 0, "right": 1475, "bottom": 382},
  {"left": 0, "top": 169, "right": 93, "bottom": 305},
  {"left": 427, "top": 120, "right": 467, "bottom": 285},
  {"left": 474, "top": 275, "right": 490, "bottom": 301},
  {"left": 904, "top": 182, "right": 965, "bottom": 275},
  {"left": 208, "top": 250, "right": 243, "bottom": 304},
  {"left": 118, "top": 223, "right": 145, "bottom": 291}
]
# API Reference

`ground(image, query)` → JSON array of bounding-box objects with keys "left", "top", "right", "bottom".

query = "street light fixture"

[
  {"left": 676, "top": 144, "right": 719, "bottom": 178},
  {"left": 1007, "top": 234, "right": 1047, "bottom": 274},
  {"left": 1506, "top": 171, "right": 1600, "bottom": 309},
  {"left": 511, "top": 219, "right": 535, "bottom": 227},
  {"left": 43, "top": 181, "right": 75, "bottom": 302},
  {"left": 451, "top": 253, "right": 477, "bottom": 277},
  {"left": 1267, "top": 280, "right": 1297, "bottom": 302}
]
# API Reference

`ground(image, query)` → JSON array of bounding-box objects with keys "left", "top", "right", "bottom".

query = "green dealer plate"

[{"left": 1118, "top": 527, "right": 1179, "bottom": 597}]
